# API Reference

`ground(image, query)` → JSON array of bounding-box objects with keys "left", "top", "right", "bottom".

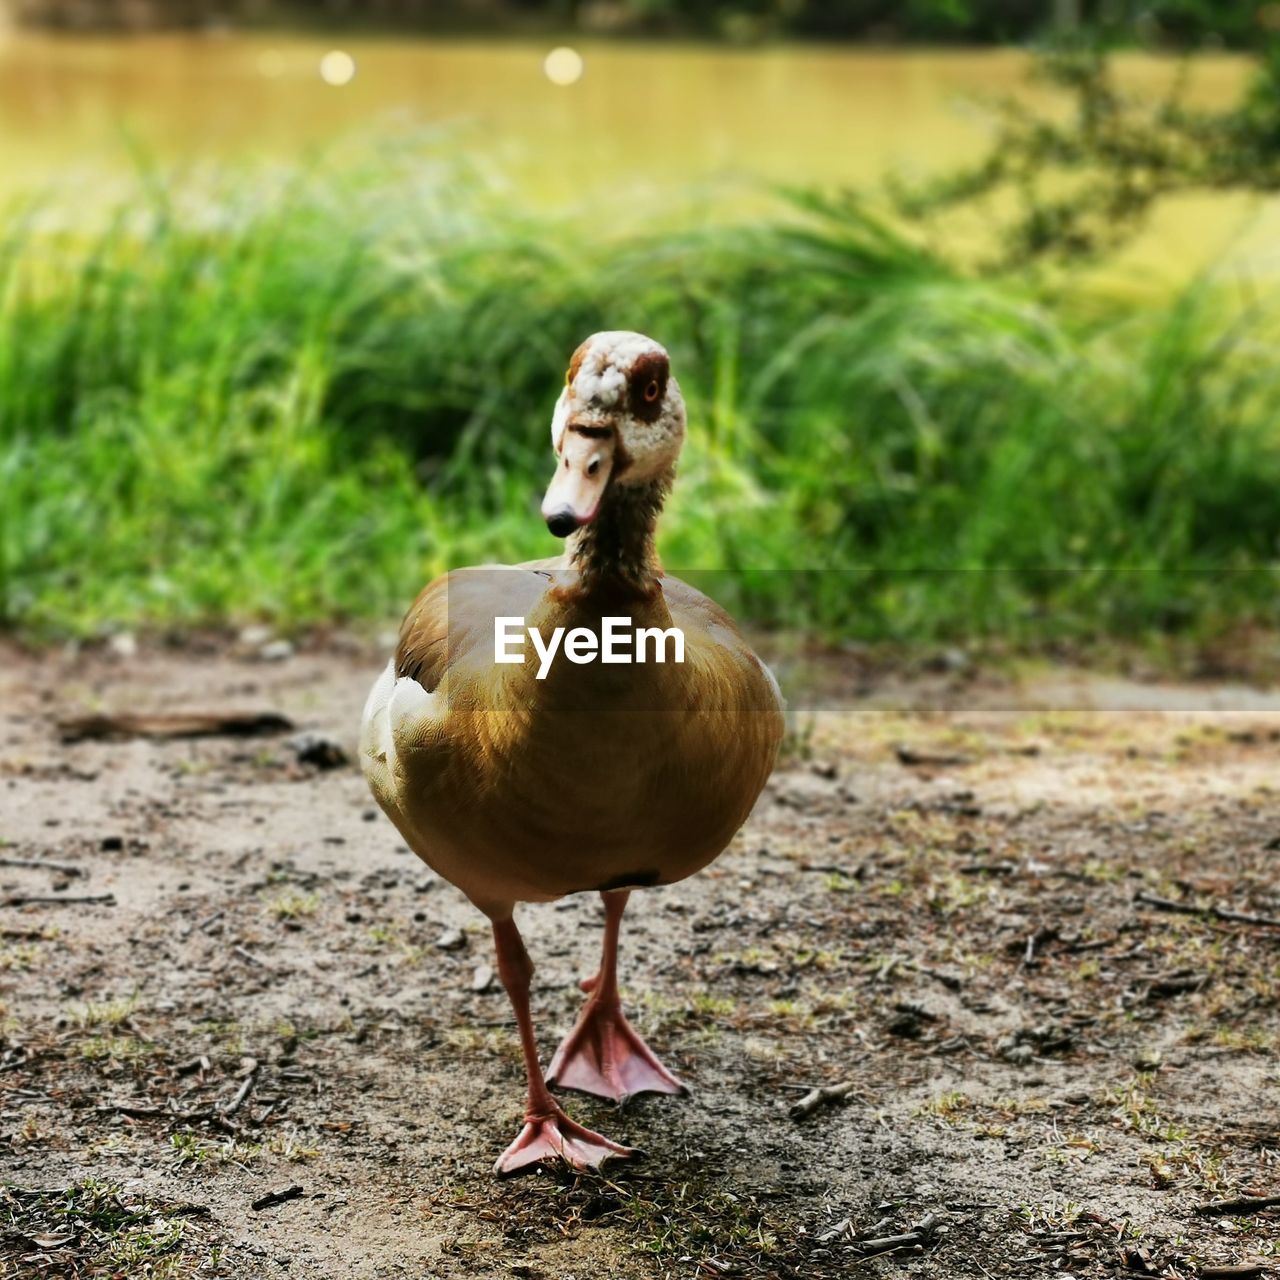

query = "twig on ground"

[
  {"left": 2, "top": 894, "right": 115, "bottom": 908},
  {"left": 1135, "top": 892, "right": 1280, "bottom": 930},
  {"left": 789, "top": 1080, "right": 859, "bottom": 1120},
  {"left": 0, "top": 858, "right": 83, "bottom": 877},
  {"left": 893, "top": 744, "right": 973, "bottom": 768},
  {"left": 1021, "top": 926, "right": 1058, "bottom": 968},
  {"left": 97, "top": 1101, "right": 240, "bottom": 1134},
  {"left": 853, "top": 1211, "right": 947, "bottom": 1259},
  {"left": 224, "top": 1061, "right": 259, "bottom": 1115},
  {"left": 852, "top": 1215, "right": 896, "bottom": 1241},
  {"left": 252, "top": 1185, "right": 304, "bottom": 1212},
  {"left": 1143, "top": 971, "right": 1209, "bottom": 1000},
  {"left": 232, "top": 945, "right": 273, "bottom": 970},
  {"left": 1195, "top": 1194, "right": 1280, "bottom": 1216},
  {"left": 58, "top": 710, "right": 294, "bottom": 743},
  {"left": 1061, "top": 935, "right": 1117, "bottom": 953},
  {"left": 97, "top": 1103, "right": 165, "bottom": 1120},
  {"left": 903, "top": 959, "right": 965, "bottom": 991}
]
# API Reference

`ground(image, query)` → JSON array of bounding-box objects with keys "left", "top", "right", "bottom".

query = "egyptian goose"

[{"left": 360, "top": 331, "right": 784, "bottom": 1175}]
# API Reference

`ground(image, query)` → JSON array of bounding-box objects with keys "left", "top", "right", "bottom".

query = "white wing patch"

[{"left": 360, "top": 659, "right": 444, "bottom": 771}]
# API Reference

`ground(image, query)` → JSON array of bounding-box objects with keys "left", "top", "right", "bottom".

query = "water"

[{"left": 1, "top": 31, "right": 1276, "bottom": 285}]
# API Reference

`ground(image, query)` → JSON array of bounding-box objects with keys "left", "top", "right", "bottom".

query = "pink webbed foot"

[
  {"left": 494, "top": 1101, "right": 637, "bottom": 1177},
  {"left": 547, "top": 993, "right": 688, "bottom": 1103}
]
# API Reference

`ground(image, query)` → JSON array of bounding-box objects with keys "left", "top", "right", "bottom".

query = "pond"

[{"left": 0, "top": 31, "right": 1276, "bottom": 285}]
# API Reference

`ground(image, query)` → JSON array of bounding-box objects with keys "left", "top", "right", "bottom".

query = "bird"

[{"left": 359, "top": 330, "right": 784, "bottom": 1176}]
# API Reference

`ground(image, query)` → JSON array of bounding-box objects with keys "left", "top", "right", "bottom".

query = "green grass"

[
  {"left": 3, "top": 153, "right": 1278, "bottom": 648},
  {"left": 0, "top": 1179, "right": 213, "bottom": 1277}
]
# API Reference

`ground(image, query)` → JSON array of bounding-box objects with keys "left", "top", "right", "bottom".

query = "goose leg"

[
  {"left": 491, "top": 914, "right": 636, "bottom": 1177},
  {"left": 546, "top": 889, "right": 688, "bottom": 1103}
]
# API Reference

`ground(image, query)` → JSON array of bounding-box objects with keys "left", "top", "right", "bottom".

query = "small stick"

[
  {"left": 59, "top": 710, "right": 294, "bottom": 743},
  {"left": 789, "top": 1080, "right": 858, "bottom": 1120},
  {"left": 903, "top": 960, "right": 964, "bottom": 991},
  {"left": 1135, "top": 893, "right": 1280, "bottom": 930},
  {"left": 1145, "top": 972, "right": 1209, "bottom": 999},
  {"left": 0, "top": 858, "right": 83, "bottom": 877},
  {"left": 2, "top": 894, "right": 115, "bottom": 908},
  {"left": 1195, "top": 1194, "right": 1280, "bottom": 1216},
  {"left": 854, "top": 1212, "right": 946, "bottom": 1258},
  {"left": 1199, "top": 1265, "right": 1268, "bottom": 1278},
  {"left": 232, "top": 945, "right": 272, "bottom": 970},
  {"left": 817, "top": 1217, "right": 853, "bottom": 1243},
  {"left": 96, "top": 1101, "right": 240, "bottom": 1134},
  {"left": 854, "top": 1231, "right": 927, "bottom": 1258},
  {"left": 1022, "top": 926, "right": 1058, "bottom": 969},
  {"left": 224, "top": 1063, "right": 259, "bottom": 1116},
  {"left": 851, "top": 1214, "right": 896, "bottom": 1241},
  {"left": 252, "top": 1185, "right": 304, "bottom": 1212},
  {"left": 894, "top": 744, "right": 973, "bottom": 768},
  {"left": 97, "top": 1103, "right": 164, "bottom": 1119},
  {"left": 1061, "top": 936, "right": 1116, "bottom": 954}
]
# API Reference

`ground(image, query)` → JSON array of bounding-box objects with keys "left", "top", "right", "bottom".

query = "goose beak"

[{"left": 542, "top": 442, "right": 613, "bottom": 537}]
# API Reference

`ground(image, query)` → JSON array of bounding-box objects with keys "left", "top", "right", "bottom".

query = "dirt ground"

[{"left": 1, "top": 635, "right": 1278, "bottom": 1280}]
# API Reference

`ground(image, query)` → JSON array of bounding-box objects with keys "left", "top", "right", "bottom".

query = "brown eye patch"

[
  {"left": 566, "top": 337, "right": 592, "bottom": 388},
  {"left": 628, "top": 351, "right": 669, "bottom": 422}
]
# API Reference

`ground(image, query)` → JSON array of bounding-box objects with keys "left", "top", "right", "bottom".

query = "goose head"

[{"left": 542, "top": 331, "right": 686, "bottom": 537}]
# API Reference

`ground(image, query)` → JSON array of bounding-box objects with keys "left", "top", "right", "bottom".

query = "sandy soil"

[{"left": 1, "top": 637, "right": 1278, "bottom": 1279}]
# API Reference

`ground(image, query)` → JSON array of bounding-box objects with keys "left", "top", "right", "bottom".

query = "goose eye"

[
  {"left": 587, "top": 458, "right": 601, "bottom": 477},
  {"left": 643, "top": 380, "right": 661, "bottom": 403}
]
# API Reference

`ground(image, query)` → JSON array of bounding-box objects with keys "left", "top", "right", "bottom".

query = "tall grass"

[{"left": 2, "top": 157, "right": 1278, "bottom": 647}]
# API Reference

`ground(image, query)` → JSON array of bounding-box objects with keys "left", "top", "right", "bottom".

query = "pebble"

[
  {"left": 107, "top": 632, "right": 138, "bottom": 659},
  {"left": 257, "top": 639, "right": 295, "bottom": 662},
  {"left": 287, "top": 732, "right": 349, "bottom": 770},
  {"left": 471, "top": 963, "right": 494, "bottom": 993},
  {"left": 435, "top": 927, "right": 467, "bottom": 952}
]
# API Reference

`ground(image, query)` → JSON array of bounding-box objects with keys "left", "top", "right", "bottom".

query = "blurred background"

[{"left": 2, "top": 1, "right": 1279, "bottom": 667}]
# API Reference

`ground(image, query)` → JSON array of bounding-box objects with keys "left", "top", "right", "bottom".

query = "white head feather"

[{"left": 550, "top": 331, "right": 686, "bottom": 483}]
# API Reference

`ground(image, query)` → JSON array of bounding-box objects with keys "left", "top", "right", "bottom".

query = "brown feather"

[{"left": 368, "top": 564, "right": 783, "bottom": 918}]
